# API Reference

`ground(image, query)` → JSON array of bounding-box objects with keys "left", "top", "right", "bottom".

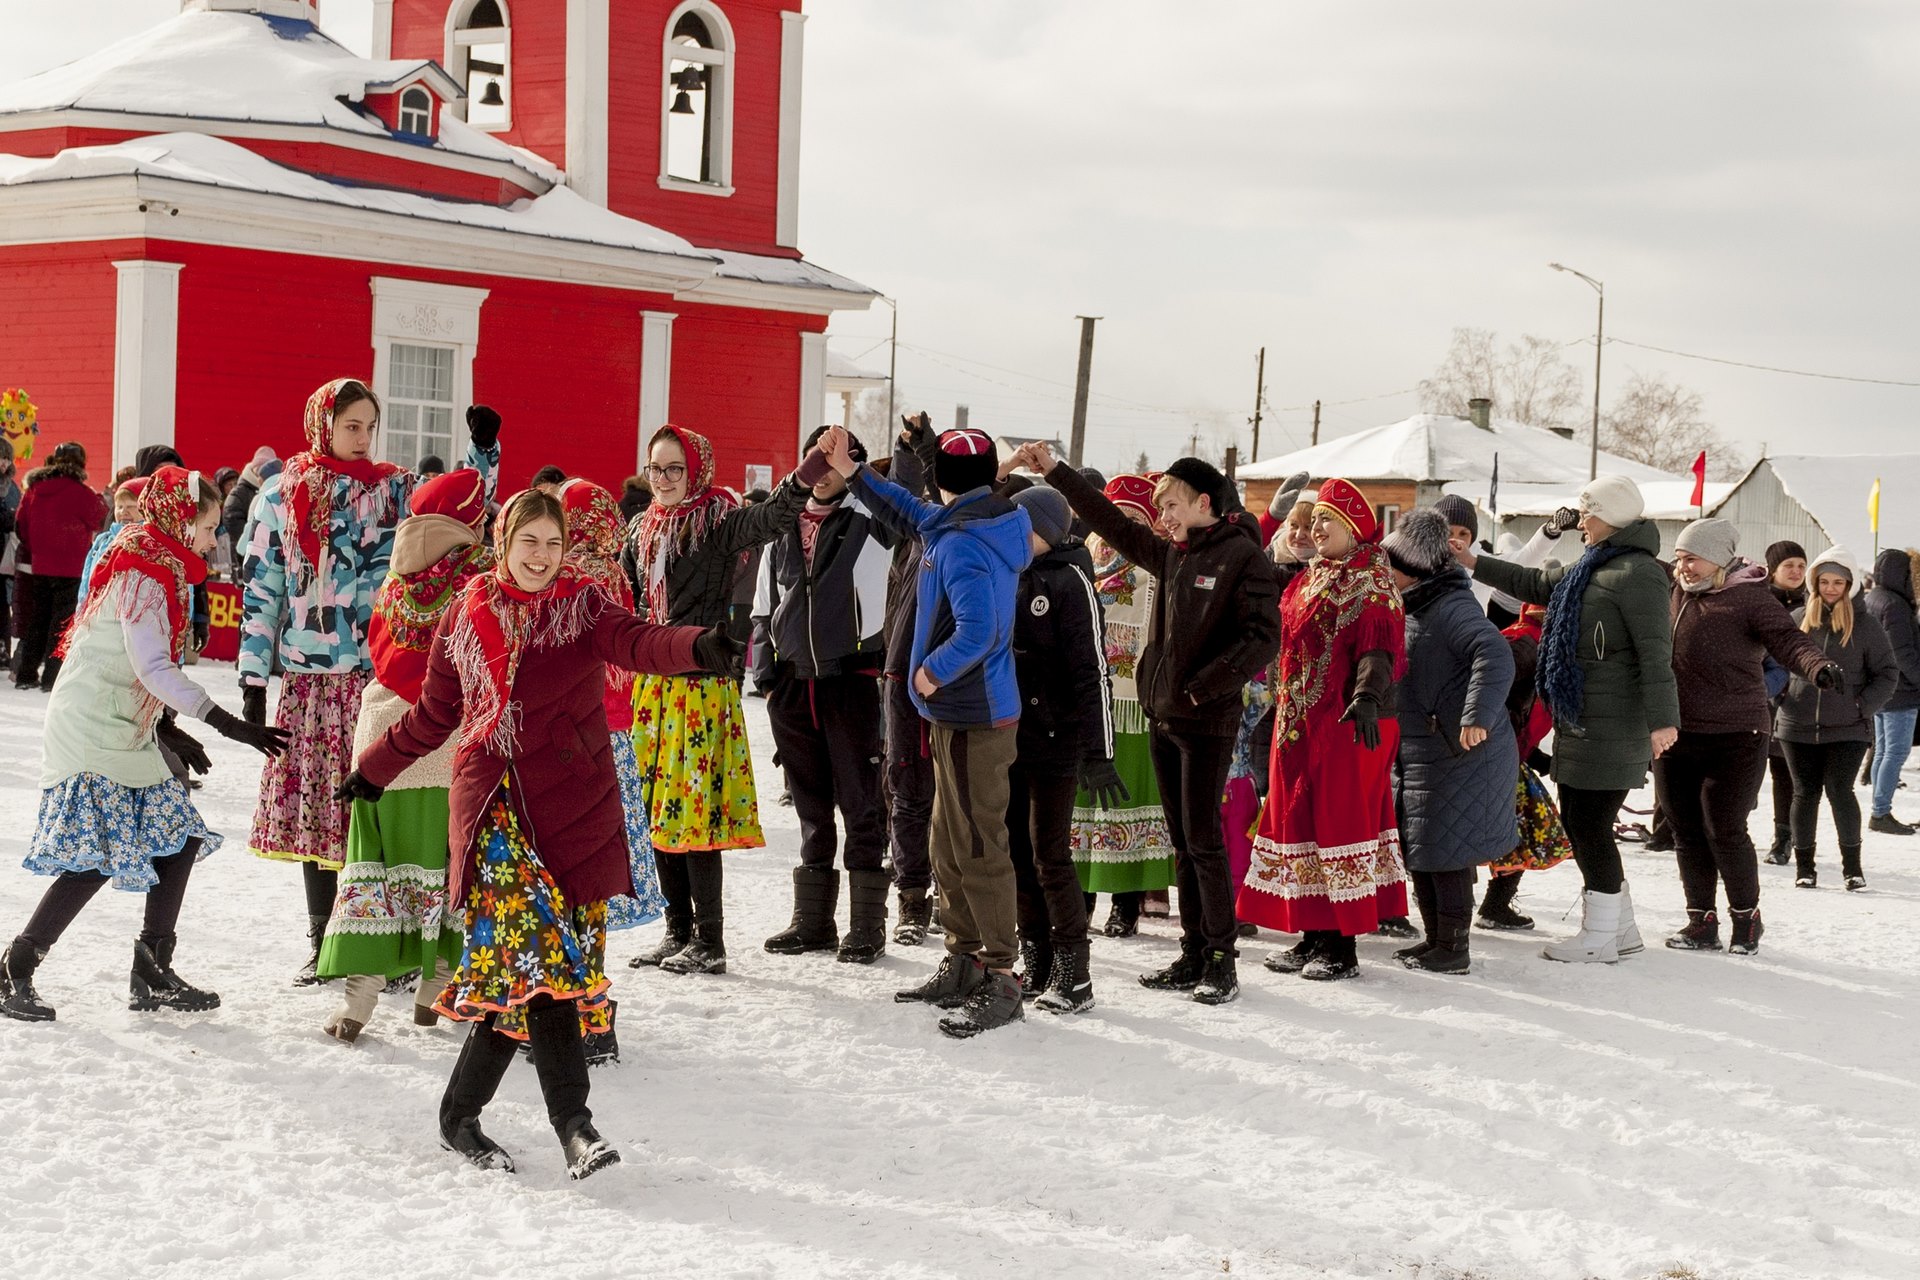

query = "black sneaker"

[
  {"left": 1845, "top": 875, "right": 1868, "bottom": 892},
  {"left": 1191, "top": 950, "right": 1240, "bottom": 1006},
  {"left": 938, "top": 970, "right": 1025, "bottom": 1039},
  {"left": 1138, "top": 947, "right": 1205, "bottom": 992},
  {"left": 1868, "top": 813, "right": 1915, "bottom": 836},
  {"left": 894, "top": 952, "right": 986, "bottom": 1008}
]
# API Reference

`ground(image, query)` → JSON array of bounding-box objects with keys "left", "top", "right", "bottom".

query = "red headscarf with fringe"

[
  {"left": 369, "top": 470, "right": 495, "bottom": 702},
  {"left": 280, "top": 378, "right": 403, "bottom": 588},
  {"left": 558, "top": 477, "right": 641, "bottom": 702},
  {"left": 627, "top": 424, "right": 738, "bottom": 622}
]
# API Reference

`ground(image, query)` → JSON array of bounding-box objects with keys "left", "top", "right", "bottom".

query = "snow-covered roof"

[
  {"left": 1713, "top": 454, "right": 1920, "bottom": 560},
  {"left": 1237, "top": 413, "right": 1671, "bottom": 486},
  {"left": 0, "top": 8, "right": 559, "bottom": 186},
  {"left": 825, "top": 351, "right": 888, "bottom": 384},
  {"left": 1454, "top": 478, "right": 1734, "bottom": 522},
  {"left": 705, "top": 249, "right": 879, "bottom": 300}
]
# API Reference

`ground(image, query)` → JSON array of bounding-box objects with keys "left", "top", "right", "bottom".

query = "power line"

[{"left": 1608, "top": 337, "right": 1920, "bottom": 388}]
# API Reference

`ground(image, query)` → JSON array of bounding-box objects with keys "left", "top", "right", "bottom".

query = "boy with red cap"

[{"left": 1025, "top": 444, "right": 1281, "bottom": 1005}]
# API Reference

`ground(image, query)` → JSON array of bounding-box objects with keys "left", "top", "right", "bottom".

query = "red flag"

[{"left": 1689, "top": 450, "right": 1707, "bottom": 507}]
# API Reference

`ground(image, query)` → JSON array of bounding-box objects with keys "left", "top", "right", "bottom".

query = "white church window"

[
  {"left": 398, "top": 86, "right": 433, "bottom": 136},
  {"left": 384, "top": 344, "right": 457, "bottom": 470}
]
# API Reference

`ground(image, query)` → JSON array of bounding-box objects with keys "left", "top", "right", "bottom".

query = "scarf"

[
  {"left": 1275, "top": 541, "right": 1405, "bottom": 756},
  {"left": 280, "top": 378, "right": 403, "bottom": 589},
  {"left": 444, "top": 560, "right": 603, "bottom": 756},
  {"left": 59, "top": 466, "right": 208, "bottom": 735},
  {"left": 626, "top": 425, "right": 738, "bottom": 622},
  {"left": 559, "top": 477, "right": 642, "bottom": 700},
  {"left": 1537, "top": 541, "right": 1633, "bottom": 730}
]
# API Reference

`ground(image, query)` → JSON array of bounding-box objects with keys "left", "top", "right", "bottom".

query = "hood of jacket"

[
  {"left": 1684, "top": 558, "right": 1769, "bottom": 596},
  {"left": 923, "top": 486, "right": 1032, "bottom": 576},
  {"left": 1874, "top": 547, "right": 1913, "bottom": 603},
  {"left": 25, "top": 460, "right": 87, "bottom": 488},
  {"left": 1032, "top": 538, "right": 1096, "bottom": 579},
  {"left": 1401, "top": 563, "right": 1474, "bottom": 615},
  {"left": 391, "top": 512, "right": 481, "bottom": 577},
  {"left": 1597, "top": 517, "right": 1663, "bottom": 558}
]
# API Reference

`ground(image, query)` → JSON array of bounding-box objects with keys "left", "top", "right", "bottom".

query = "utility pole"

[
  {"left": 1249, "top": 347, "right": 1266, "bottom": 461},
  {"left": 1189, "top": 425, "right": 1201, "bottom": 456},
  {"left": 954, "top": 404, "right": 969, "bottom": 432},
  {"left": 1311, "top": 399, "right": 1321, "bottom": 447},
  {"left": 1223, "top": 445, "right": 1238, "bottom": 481},
  {"left": 1068, "top": 315, "right": 1100, "bottom": 467}
]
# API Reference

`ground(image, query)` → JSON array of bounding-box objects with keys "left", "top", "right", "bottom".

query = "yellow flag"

[{"left": 1870, "top": 477, "right": 1882, "bottom": 533}]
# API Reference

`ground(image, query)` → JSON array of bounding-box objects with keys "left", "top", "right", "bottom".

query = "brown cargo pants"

[{"left": 929, "top": 723, "right": 1020, "bottom": 971}]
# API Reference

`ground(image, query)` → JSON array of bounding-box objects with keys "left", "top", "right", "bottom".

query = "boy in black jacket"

[
  {"left": 1021, "top": 443, "right": 1281, "bottom": 1005},
  {"left": 1006, "top": 487, "right": 1125, "bottom": 1014},
  {"left": 752, "top": 427, "right": 900, "bottom": 963}
]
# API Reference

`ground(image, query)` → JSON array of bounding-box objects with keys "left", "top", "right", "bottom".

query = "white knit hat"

[{"left": 1578, "top": 475, "right": 1645, "bottom": 528}]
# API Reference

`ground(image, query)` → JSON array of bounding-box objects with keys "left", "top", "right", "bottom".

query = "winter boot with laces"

[
  {"left": 763, "top": 866, "right": 840, "bottom": 955},
  {"left": 1100, "top": 893, "right": 1142, "bottom": 938},
  {"left": 938, "top": 968, "right": 1025, "bottom": 1039},
  {"left": 837, "top": 868, "right": 891, "bottom": 964},
  {"left": 1841, "top": 845, "right": 1867, "bottom": 892},
  {"left": 1034, "top": 941, "right": 1094, "bottom": 1014},
  {"left": 0, "top": 938, "right": 54, "bottom": 1023},
  {"left": 292, "top": 913, "right": 330, "bottom": 987},
  {"left": 129, "top": 936, "right": 220, "bottom": 1012},
  {"left": 1728, "top": 907, "right": 1765, "bottom": 955},
  {"left": 1542, "top": 889, "right": 1622, "bottom": 964},
  {"left": 1475, "top": 873, "right": 1534, "bottom": 931},
  {"left": 893, "top": 889, "right": 932, "bottom": 946},
  {"left": 1300, "top": 933, "right": 1360, "bottom": 981},
  {"left": 1794, "top": 849, "right": 1818, "bottom": 888},
  {"left": 1264, "top": 931, "right": 1327, "bottom": 973},
  {"left": 1138, "top": 942, "right": 1206, "bottom": 991},
  {"left": 1664, "top": 909, "right": 1723, "bottom": 951},
  {"left": 894, "top": 952, "right": 987, "bottom": 1008},
  {"left": 1192, "top": 949, "right": 1241, "bottom": 1005},
  {"left": 1017, "top": 938, "right": 1053, "bottom": 1002}
]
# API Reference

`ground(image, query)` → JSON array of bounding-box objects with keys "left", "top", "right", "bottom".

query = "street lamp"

[{"left": 1549, "top": 262, "right": 1604, "bottom": 481}]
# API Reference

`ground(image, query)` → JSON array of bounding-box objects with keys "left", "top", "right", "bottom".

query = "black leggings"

[
  {"left": 1652, "top": 729, "right": 1770, "bottom": 914},
  {"left": 302, "top": 859, "right": 337, "bottom": 920},
  {"left": 1780, "top": 738, "right": 1871, "bottom": 851},
  {"left": 1556, "top": 784, "right": 1628, "bottom": 894},
  {"left": 1768, "top": 753, "right": 1793, "bottom": 830},
  {"left": 19, "top": 841, "right": 200, "bottom": 953}
]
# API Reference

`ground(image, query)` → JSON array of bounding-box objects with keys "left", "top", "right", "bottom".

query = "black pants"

[
  {"left": 12, "top": 573, "right": 77, "bottom": 687},
  {"left": 1767, "top": 752, "right": 1793, "bottom": 831},
  {"left": 1007, "top": 767, "right": 1089, "bottom": 948},
  {"left": 1781, "top": 737, "right": 1871, "bottom": 851},
  {"left": 882, "top": 675, "right": 934, "bottom": 891},
  {"left": 18, "top": 842, "right": 199, "bottom": 953},
  {"left": 767, "top": 672, "right": 888, "bottom": 871},
  {"left": 1409, "top": 866, "right": 1477, "bottom": 938},
  {"left": 1147, "top": 726, "right": 1237, "bottom": 953},
  {"left": 1557, "top": 784, "right": 1628, "bottom": 894},
  {"left": 1653, "top": 729, "right": 1769, "bottom": 914}
]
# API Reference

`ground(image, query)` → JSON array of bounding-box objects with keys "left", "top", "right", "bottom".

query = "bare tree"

[
  {"left": 1602, "top": 371, "right": 1742, "bottom": 477},
  {"left": 1417, "top": 327, "right": 1583, "bottom": 431}
]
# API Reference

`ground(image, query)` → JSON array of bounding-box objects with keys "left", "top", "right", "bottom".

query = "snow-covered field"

[{"left": 2, "top": 670, "right": 1916, "bottom": 1280}]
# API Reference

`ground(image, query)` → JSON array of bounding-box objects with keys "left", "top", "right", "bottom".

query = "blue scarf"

[{"left": 1537, "top": 542, "right": 1633, "bottom": 731}]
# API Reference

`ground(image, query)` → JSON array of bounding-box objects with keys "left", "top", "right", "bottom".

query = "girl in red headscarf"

[
  {"left": 619, "top": 424, "right": 834, "bottom": 974},
  {"left": 316, "top": 468, "right": 495, "bottom": 1045},
  {"left": 1238, "top": 476, "right": 1409, "bottom": 981},
  {"left": 2, "top": 468, "right": 290, "bottom": 1024},
  {"left": 236, "top": 379, "right": 501, "bottom": 987}
]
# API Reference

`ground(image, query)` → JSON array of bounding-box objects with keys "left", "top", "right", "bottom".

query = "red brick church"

[{"left": 0, "top": 0, "right": 874, "bottom": 489}]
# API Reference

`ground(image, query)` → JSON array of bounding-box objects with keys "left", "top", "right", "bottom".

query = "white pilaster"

[
  {"left": 368, "top": 0, "right": 394, "bottom": 59},
  {"left": 111, "top": 260, "right": 183, "bottom": 469},
  {"left": 639, "top": 310, "right": 676, "bottom": 471},
  {"left": 565, "top": 0, "right": 610, "bottom": 205},
  {"left": 776, "top": 11, "right": 806, "bottom": 248},
  {"left": 798, "top": 331, "right": 828, "bottom": 453}
]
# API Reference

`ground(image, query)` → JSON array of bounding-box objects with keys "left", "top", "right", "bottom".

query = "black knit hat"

[
  {"left": 1433, "top": 494, "right": 1477, "bottom": 541},
  {"left": 1162, "top": 457, "right": 1230, "bottom": 514},
  {"left": 934, "top": 428, "right": 998, "bottom": 495},
  {"left": 1765, "top": 540, "right": 1807, "bottom": 574},
  {"left": 1382, "top": 508, "right": 1453, "bottom": 579}
]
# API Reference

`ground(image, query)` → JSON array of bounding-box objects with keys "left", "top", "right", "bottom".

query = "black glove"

[
  {"left": 466, "top": 404, "right": 502, "bottom": 451},
  {"left": 899, "top": 411, "right": 932, "bottom": 446},
  {"left": 156, "top": 714, "right": 211, "bottom": 776},
  {"left": 692, "top": 625, "right": 745, "bottom": 681},
  {"left": 1339, "top": 694, "right": 1382, "bottom": 751},
  {"left": 1546, "top": 506, "right": 1580, "bottom": 537},
  {"left": 241, "top": 684, "right": 267, "bottom": 726},
  {"left": 205, "top": 704, "right": 292, "bottom": 758},
  {"left": 1814, "top": 663, "right": 1842, "bottom": 690},
  {"left": 192, "top": 619, "right": 209, "bottom": 650},
  {"left": 333, "top": 769, "right": 385, "bottom": 804},
  {"left": 1078, "top": 757, "right": 1131, "bottom": 810}
]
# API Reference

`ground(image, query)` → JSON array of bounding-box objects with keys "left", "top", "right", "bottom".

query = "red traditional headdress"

[
  {"left": 1313, "top": 476, "right": 1379, "bottom": 544},
  {"left": 409, "top": 467, "right": 488, "bottom": 527},
  {"left": 1104, "top": 472, "right": 1162, "bottom": 523}
]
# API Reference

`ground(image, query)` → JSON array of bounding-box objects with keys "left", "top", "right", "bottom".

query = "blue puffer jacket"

[
  {"left": 237, "top": 442, "right": 497, "bottom": 686},
  {"left": 850, "top": 468, "right": 1031, "bottom": 731}
]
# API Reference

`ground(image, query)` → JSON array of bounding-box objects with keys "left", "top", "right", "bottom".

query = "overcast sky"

[{"left": 10, "top": 1, "right": 1919, "bottom": 474}]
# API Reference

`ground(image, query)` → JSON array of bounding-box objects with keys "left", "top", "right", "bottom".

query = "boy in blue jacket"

[{"left": 823, "top": 425, "right": 1033, "bottom": 1039}]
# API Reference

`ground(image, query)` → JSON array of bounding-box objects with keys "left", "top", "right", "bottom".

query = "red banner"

[{"left": 202, "top": 581, "right": 242, "bottom": 663}]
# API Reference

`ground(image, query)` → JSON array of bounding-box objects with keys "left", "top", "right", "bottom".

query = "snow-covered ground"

[{"left": 2, "top": 670, "right": 1917, "bottom": 1280}]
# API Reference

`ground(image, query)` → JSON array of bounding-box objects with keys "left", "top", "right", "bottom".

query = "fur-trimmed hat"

[
  {"left": 1382, "top": 508, "right": 1453, "bottom": 578},
  {"left": 1314, "top": 476, "right": 1379, "bottom": 543},
  {"left": 934, "top": 428, "right": 997, "bottom": 495}
]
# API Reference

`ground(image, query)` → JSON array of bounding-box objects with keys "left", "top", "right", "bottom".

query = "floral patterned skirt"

[
  {"left": 434, "top": 780, "right": 610, "bottom": 1042},
  {"left": 25, "top": 774, "right": 219, "bottom": 892},
  {"left": 1486, "top": 763, "right": 1575, "bottom": 875},
  {"left": 631, "top": 672, "right": 764, "bottom": 854},
  {"left": 1072, "top": 718, "right": 1175, "bottom": 894},
  {"left": 248, "top": 670, "right": 369, "bottom": 870},
  {"left": 605, "top": 731, "right": 667, "bottom": 929},
  {"left": 316, "top": 788, "right": 464, "bottom": 981}
]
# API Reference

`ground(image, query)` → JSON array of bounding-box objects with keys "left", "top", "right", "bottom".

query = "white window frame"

[
  {"left": 398, "top": 86, "right": 434, "bottom": 137},
  {"left": 445, "top": 0, "right": 513, "bottom": 132},
  {"left": 659, "top": 1, "right": 736, "bottom": 197},
  {"left": 383, "top": 343, "right": 460, "bottom": 470},
  {"left": 368, "top": 277, "right": 490, "bottom": 468}
]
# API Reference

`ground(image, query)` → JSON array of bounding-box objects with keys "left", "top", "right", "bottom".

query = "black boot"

[
  {"left": 1665, "top": 909, "right": 1722, "bottom": 951},
  {"left": 1842, "top": 845, "right": 1866, "bottom": 892},
  {"left": 1403, "top": 913, "right": 1471, "bottom": 974},
  {"left": 632, "top": 853, "right": 693, "bottom": 967},
  {"left": 1373, "top": 915, "right": 1419, "bottom": 939},
  {"left": 582, "top": 999, "right": 620, "bottom": 1067},
  {"left": 1395, "top": 873, "right": 1439, "bottom": 963},
  {"left": 1034, "top": 940, "right": 1094, "bottom": 1014},
  {"left": 527, "top": 1000, "right": 619, "bottom": 1180},
  {"left": 559, "top": 1114, "right": 620, "bottom": 1181},
  {"left": 1138, "top": 942, "right": 1206, "bottom": 991},
  {"left": 1300, "top": 933, "right": 1360, "bottom": 981},
  {"left": 1765, "top": 823, "right": 1792, "bottom": 866},
  {"left": 1728, "top": 906, "right": 1764, "bottom": 956},
  {"left": 1192, "top": 948, "right": 1241, "bottom": 1005},
  {"left": 1101, "top": 892, "right": 1142, "bottom": 938},
  {"left": 938, "top": 968, "right": 1025, "bottom": 1039},
  {"left": 292, "top": 913, "right": 329, "bottom": 987},
  {"left": 837, "top": 868, "right": 890, "bottom": 964},
  {"left": 763, "top": 866, "right": 840, "bottom": 955},
  {"left": 662, "top": 852, "right": 726, "bottom": 974},
  {"left": 439, "top": 1018, "right": 519, "bottom": 1172},
  {"left": 893, "top": 889, "right": 932, "bottom": 946},
  {"left": 894, "top": 951, "right": 986, "bottom": 1008},
  {"left": 1794, "top": 849, "right": 1818, "bottom": 889},
  {"left": 1263, "top": 931, "right": 1327, "bottom": 974},
  {"left": 129, "top": 936, "right": 220, "bottom": 1012},
  {"left": 1476, "top": 873, "right": 1534, "bottom": 931},
  {"left": 1, "top": 938, "right": 54, "bottom": 1023},
  {"left": 1017, "top": 937, "right": 1053, "bottom": 1002}
]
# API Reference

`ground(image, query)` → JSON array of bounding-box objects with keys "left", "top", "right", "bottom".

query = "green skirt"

[
  {"left": 316, "top": 789, "right": 464, "bottom": 981},
  {"left": 1071, "top": 703, "right": 1176, "bottom": 894}
]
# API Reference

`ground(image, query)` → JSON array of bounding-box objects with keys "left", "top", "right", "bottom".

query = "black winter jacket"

[
  {"left": 752, "top": 492, "right": 900, "bottom": 681},
  {"left": 1773, "top": 605, "right": 1897, "bottom": 744},
  {"left": 1865, "top": 548, "right": 1920, "bottom": 713},
  {"left": 1047, "top": 462, "right": 1281, "bottom": 738},
  {"left": 1012, "top": 540, "right": 1111, "bottom": 773},
  {"left": 879, "top": 431, "right": 939, "bottom": 679}
]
